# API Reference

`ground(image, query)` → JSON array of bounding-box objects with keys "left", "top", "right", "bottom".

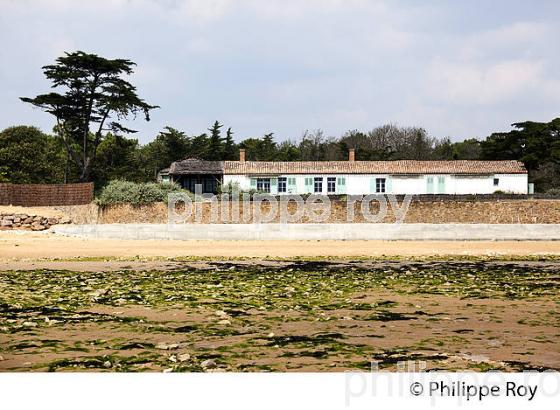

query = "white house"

[{"left": 165, "top": 149, "right": 528, "bottom": 195}]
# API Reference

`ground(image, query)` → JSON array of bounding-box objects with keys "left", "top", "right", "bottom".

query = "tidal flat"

[{"left": 1, "top": 260, "right": 558, "bottom": 372}]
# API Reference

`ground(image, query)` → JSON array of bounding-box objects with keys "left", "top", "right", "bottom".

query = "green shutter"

[
  {"left": 304, "top": 177, "right": 313, "bottom": 193},
  {"left": 427, "top": 176, "right": 434, "bottom": 194},
  {"left": 370, "top": 178, "right": 376, "bottom": 193},
  {"left": 386, "top": 176, "right": 392, "bottom": 193},
  {"left": 250, "top": 178, "right": 257, "bottom": 189},
  {"left": 287, "top": 176, "right": 296, "bottom": 193},
  {"left": 337, "top": 177, "right": 346, "bottom": 194},
  {"left": 270, "top": 178, "right": 278, "bottom": 195},
  {"left": 437, "top": 176, "right": 445, "bottom": 194}
]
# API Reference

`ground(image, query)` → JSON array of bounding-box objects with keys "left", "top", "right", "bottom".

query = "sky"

[{"left": 1, "top": 0, "right": 559, "bottom": 144}]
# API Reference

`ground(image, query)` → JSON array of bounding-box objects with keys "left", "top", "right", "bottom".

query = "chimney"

[
  {"left": 348, "top": 148, "right": 355, "bottom": 162},
  {"left": 239, "top": 149, "right": 246, "bottom": 162}
]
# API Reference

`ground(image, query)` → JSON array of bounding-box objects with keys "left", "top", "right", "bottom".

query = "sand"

[{"left": 1, "top": 231, "right": 560, "bottom": 266}]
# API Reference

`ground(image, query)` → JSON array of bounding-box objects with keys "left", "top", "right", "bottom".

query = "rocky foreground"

[{"left": 0, "top": 212, "right": 71, "bottom": 231}]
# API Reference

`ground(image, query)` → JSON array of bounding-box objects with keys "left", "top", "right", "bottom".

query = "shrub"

[
  {"left": 96, "top": 180, "right": 184, "bottom": 206},
  {"left": 546, "top": 188, "right": 560, "bottom": 196},
  {"left": 543, "top": 187, "right": 560, "bottom": 197}
]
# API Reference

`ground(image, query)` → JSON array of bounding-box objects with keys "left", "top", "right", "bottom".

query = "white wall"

[{"left": 223, "top": 173, "right": 528, "bottom": 195}]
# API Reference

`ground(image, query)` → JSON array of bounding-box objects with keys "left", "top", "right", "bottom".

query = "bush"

[
  {"left": 96, "top": 180, "right": 184, "bottom": 206},
  {"left": 543, "top": 188, "right": 560, "bottom": 197},
  {"left": 546, "top": 188, "right": 560, "bottom": 196}
]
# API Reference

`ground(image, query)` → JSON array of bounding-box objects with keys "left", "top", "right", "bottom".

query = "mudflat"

[{"left": 0, "top": 260, "right": 558, "bottom": 372}]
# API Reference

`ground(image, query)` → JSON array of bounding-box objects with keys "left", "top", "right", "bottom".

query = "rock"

[
  {"left": 214, "top": 310, "right": 228, "bottom": 318},
  {"left": 103, "top": 360, "right": 112, "bottom": 368},
  {"left": 0, "top": 355, "right": 4, "bottom": 361},
  {"left": 60, "top": 217, "right": 71, "bottom": 224},
  {"left": 155, "top": 342, "right": 180, "bottom": 350},
  {"left": 201, "top": 359, "right": 217, "bottom": 369},
  {"left": 13, "top": 217, "right": 21, "bottom": 223},
  {"left": 23, "top": 217, "right": 33, "bottom": 224},
  {"left": 90, "top": 288, "right": 111, "bottom": 300},
  {"left": 217, "top": 319, "right": 231, "bottom": 325},
  {"left": 22, "top": 321, "right": 38, "bottom": 327},
  {"left": 47, "top": 218, "right": 58, "bottom": 225},
  {"left": 31, "top": 224, "right": 47, "bottom": 231},
  {"left": 178, "top": 353, "right": 191, "bottom": 362},
  {"left": 1, "top": 220, "right": 13, "bottom": 226},
  {"left": 3, "top": 215, "right": 14, "bottom": 220},
  {"left": 267, "top": 332, "right": 275, "bottom": 338}
]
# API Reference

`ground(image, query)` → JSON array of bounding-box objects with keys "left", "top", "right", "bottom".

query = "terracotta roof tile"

[{"left": 223, "top": 160, "right": 526, "bottom": 175}]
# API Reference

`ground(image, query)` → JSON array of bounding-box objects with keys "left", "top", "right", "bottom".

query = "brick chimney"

[
  {"left": 239, "top": 149, "right": 246, "bottom": 162},
  {"left": 348, "top": 148, "right": 355, "bottom": 162}
]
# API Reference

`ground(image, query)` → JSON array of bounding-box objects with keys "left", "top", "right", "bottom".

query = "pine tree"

[
  {"left": 206, "top": 121, "right": 224, "bottom": 160},
  {"left": 224, "top": 127, "right": 237, "bottom": 160}
]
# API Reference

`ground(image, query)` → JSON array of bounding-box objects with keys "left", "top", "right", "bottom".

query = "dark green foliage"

[
  {"left": 223, "top": 127, "right": 237, "bottom": 160},
  {"left": 91, "top": 133, "right": 144, "bottom": 185},
  {"left": 138, "top": 127, "right": 190, "bottom": 181},
  {"left": 206, "top": 121, "right": 224, "bottom": 161},
  {"left": 481, "top": 118, "right": 560, "bottom": 191},
  {"left": 0, "top": 126, "right": 67, "bottom": 183}
]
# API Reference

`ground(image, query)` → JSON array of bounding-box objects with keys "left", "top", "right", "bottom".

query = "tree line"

[
  {"left": 2, "top": 118, "right": 560, "bottom": 192},
  {"left": 1, "top": 50, "right": 559, "bottom": 192}
]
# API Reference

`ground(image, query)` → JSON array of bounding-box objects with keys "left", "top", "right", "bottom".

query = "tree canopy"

[{"left": 20, "top": 51, "right": 158, "bottom": 182}]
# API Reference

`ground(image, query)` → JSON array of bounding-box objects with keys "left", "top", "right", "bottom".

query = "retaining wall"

[
  {"left": 99, "top": 199, "right": 560, "bottom": 224},
  {"left": 52, "top": 223, "right": 560, "bottom": 241}
]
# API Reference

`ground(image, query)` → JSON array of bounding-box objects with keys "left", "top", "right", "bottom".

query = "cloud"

[
  {"left": 459, "top": 22, "right": 551, "bottom": 60},
  {"left": 1, "top": 1, "right": 559, "bottom": 143},
  {"left": 427, "top": 59, "right": 544, "bottom": 104}
]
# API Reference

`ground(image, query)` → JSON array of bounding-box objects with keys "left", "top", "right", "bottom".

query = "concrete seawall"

[{"left": 51, "top": 223, "right": 560, "bottom": 241}]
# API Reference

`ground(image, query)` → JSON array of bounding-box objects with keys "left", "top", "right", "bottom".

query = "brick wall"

[{"left": 0, "top": 183, "right": 93, "bottom": 206}]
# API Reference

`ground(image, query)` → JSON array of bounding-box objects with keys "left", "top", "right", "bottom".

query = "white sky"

[{"left": 1, "top": 0, "right": 559, "bottom": 143}]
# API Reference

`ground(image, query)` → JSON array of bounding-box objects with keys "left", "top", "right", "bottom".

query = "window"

[
  {"left": 278, "top": 177, "right": 287, "bottom": 193},
  {"left": 376, "top": 178, "right": 386, "bottom": 193},
  {"left": 327, "top": 177, "right": 336, "bottom": 193},
  {"left": 314, "top": 177, "right": 323, "bottom": 193},
  {"left": 493, "top": 178, "right": 499, "bottom": 186},
  {"left": 256, "top": 178, "right": 271, "bottom": 193}
]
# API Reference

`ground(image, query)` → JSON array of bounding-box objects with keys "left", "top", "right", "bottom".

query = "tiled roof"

[
  {"left": 169, "top": 158, "right": 224, "bottom": 174},
  {"left": 223, "top": 160, "right": 527, "bottom": 175}
]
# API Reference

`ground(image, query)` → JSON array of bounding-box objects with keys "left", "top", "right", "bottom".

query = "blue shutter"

[{"left": 370, "top": 178, "right": 376, "bottom": 193}]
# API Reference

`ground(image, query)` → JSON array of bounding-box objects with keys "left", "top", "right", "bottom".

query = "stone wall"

[
  {"left": 0, "top": 211, "right": 71, "bottom": 231},
  {"left": 98, "top": 199, "right": 560, "bottom": 224},
  {"left": 0, "top": 183, "right": 93, "bottom": 206}
]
